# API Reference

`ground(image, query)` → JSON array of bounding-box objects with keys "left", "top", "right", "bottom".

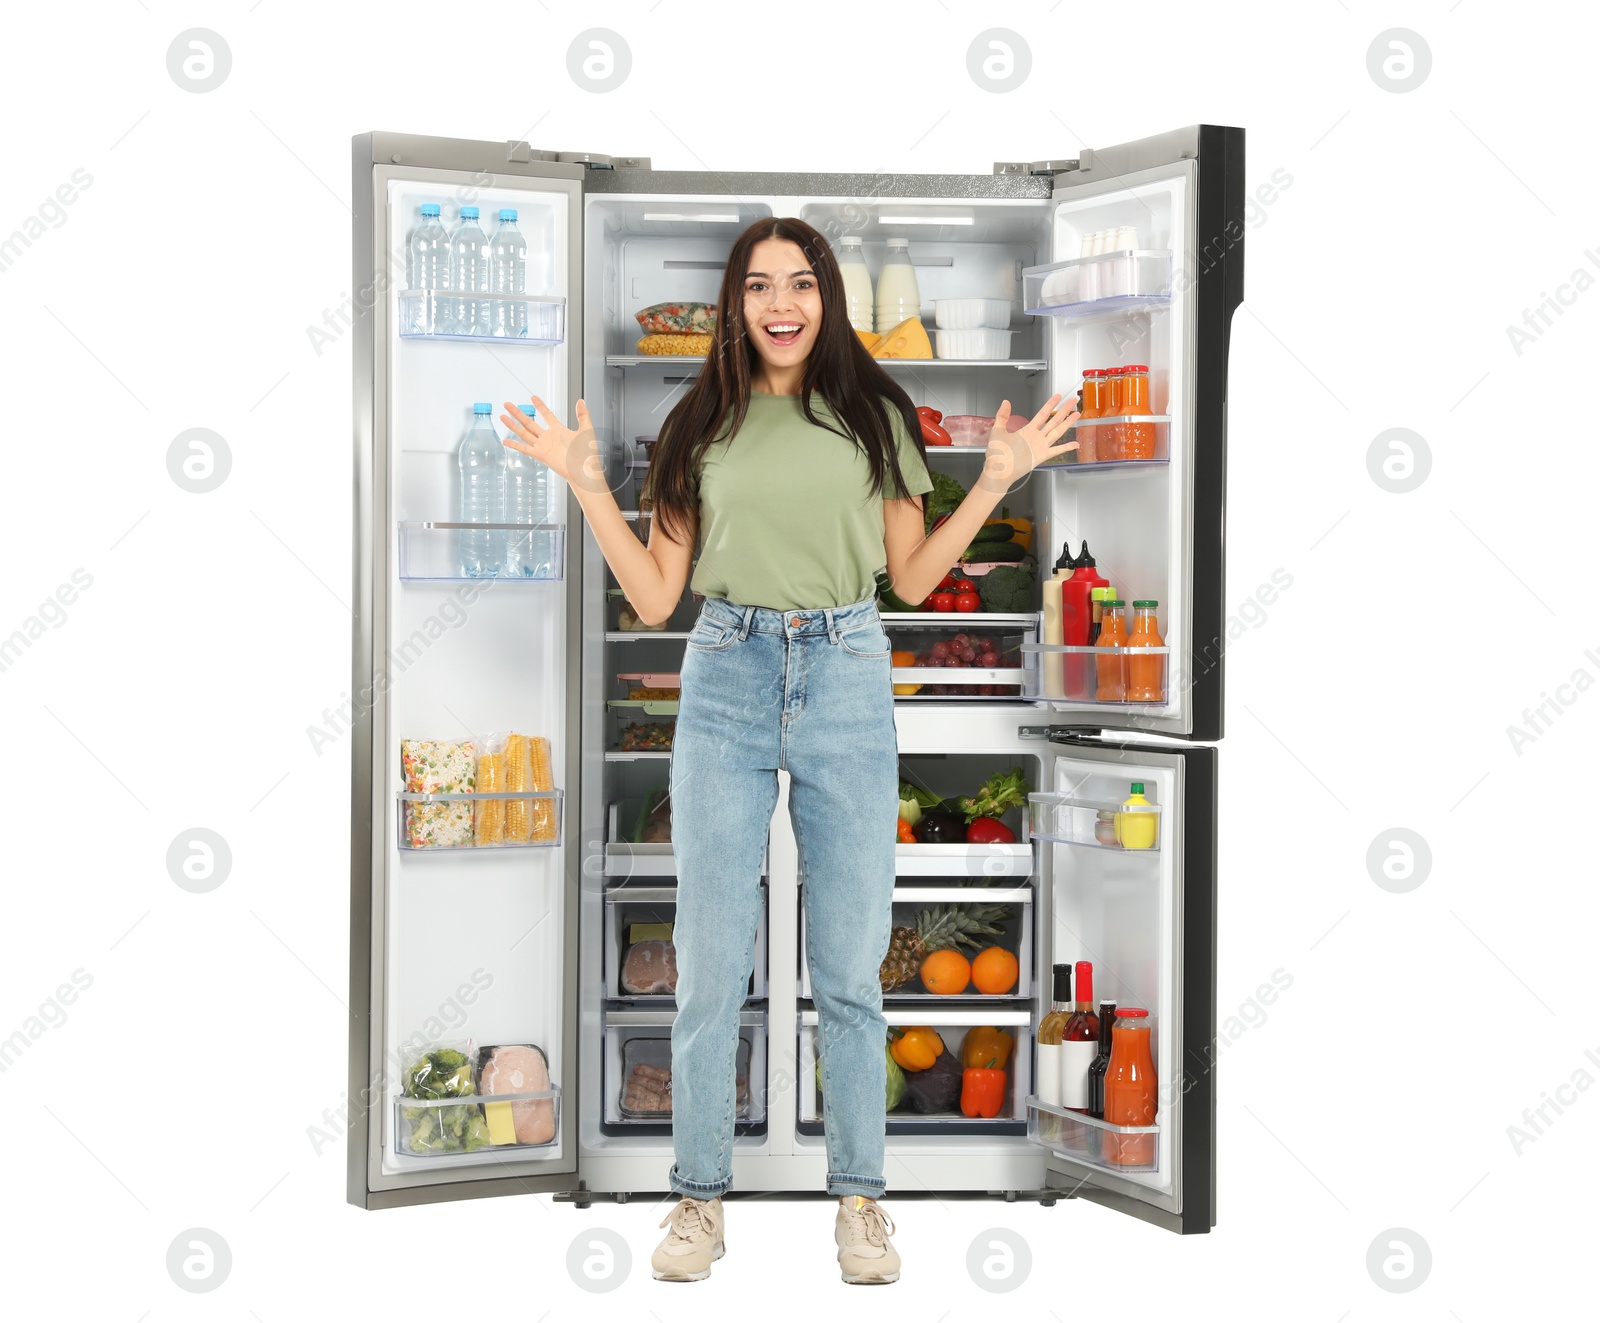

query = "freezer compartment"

[
  {"left": 1026, "top": 790, "right": 1160, "bottom": 852},
  {"left": 1019, "top": 644, "right": 1170, "bottom": 707},
  {"left": 801, "top": 884, "right": 1032, "bottom": 1001},
  {"left": 603, "top": 793, "right": 772, "bottom": 880},
  {"left": 880, "top": 614, "right": 1033, "bottom": 698},
  {"left": 397, "top": 521, "right": 566, "bottom": 581},
  {"left": 398, "top": 290, "right": 567, "bottom": 345},
  {"left": 797, "top": 1008, "right": 1031, "bottom": 1135},
  {"left": 1026, "top": 1095, "right": 1158, "bottom": 1173},
  {"left": 605, "top": 883, "right": 768, "bottom": 1002},
  {"left": 396, "top": 790, "right": 562, "bottom": 850},
  {"left": 1022, "top": 251, "right": 1173, "bottom": 318},
  {"left": 602, "top": 1009, "right": 767, "bottom": 1131},
  {"left": 394, "top": 1086, "right": 562, "bottom": 1157}
]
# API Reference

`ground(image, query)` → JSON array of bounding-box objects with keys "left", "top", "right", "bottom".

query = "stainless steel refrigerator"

[{"left": 349, "top": 124, "right": 1242, "bottom": 1234}]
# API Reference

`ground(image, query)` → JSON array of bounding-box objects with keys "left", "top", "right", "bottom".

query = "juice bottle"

[
  {"left": 1103, "top": 367, "right": 1126, "bottom": 461},
  {"left": 1076, "top": 368, "right": 1103, "bottom": 463},
  {"left": 1124, "top": 599, "right": 1165, "bottom": 702},
  {"left": 1095, "top": 598, "right": 1127, "bottom": 702},
  {"left": 1103, "top": 1008, "right": 1157, "bottom": 1166},
  {"left": 1121, "top": 364, "right": 1156, "bottom": 461},
  {"left": 1115, "top": 781, "right": 1159, "bottom": 850},
  {"left": 1062, "top": 542, "right": 1110, "bottom": 701}
]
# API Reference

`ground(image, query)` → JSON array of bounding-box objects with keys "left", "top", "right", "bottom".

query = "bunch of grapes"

[{"left": 913, "top": 632, "right": 1020, "bottom": 696}]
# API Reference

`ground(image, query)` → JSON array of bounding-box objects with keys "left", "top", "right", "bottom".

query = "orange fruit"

[
  {"left": 920, "top": 949, "right": 972, "bottom": 995},
  {"left": 890, "top": 650, "right": 921, "bottom": 696},
  {"left": 970, "top": 946, "right": 1019, "bottom": 995}
]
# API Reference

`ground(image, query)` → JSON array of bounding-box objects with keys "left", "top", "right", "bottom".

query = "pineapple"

[{"left": 879, "top": 901, "right": 1010, "bottom": 992}]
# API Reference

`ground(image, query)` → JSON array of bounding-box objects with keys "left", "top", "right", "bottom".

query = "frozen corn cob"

[
  {"left": 503, "top": 733, "right": 532, "bottom": 844},
  {"left": 474, "top": 750, "right": 506, "bottom": 846},
  {"left": 527, "top": 735, "right": 557, "bottom": 843}
]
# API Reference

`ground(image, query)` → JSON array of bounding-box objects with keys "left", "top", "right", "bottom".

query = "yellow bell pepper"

[
  {"left": 888, "top": 1025, "right": 945, "bottom": 1072},
  {"left": 959, "top": 1025, "right": 1014, "bottom": 1071}
]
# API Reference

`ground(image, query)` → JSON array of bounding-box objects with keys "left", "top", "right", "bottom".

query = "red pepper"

[
  {"left": 966, "top": 817, "right": 1017, "bottom": 844},
  {"left": 930, "top": 591, "right": 957, "bottom": 613},
  {"left": 954, "top": 590, "right": 981, "bottom": 612},
  {"left": 915, "top": 406, "right": 943, "bottom": 425},
  {"left": 960, "top": 1059, "right": 1007, "bottom": 1118},
  {"left": 922, "top": 420, "right": 953, "bottom": 446}
]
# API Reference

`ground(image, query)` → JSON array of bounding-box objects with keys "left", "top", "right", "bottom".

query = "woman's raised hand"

[
  {"left": 500, "top": 396, "right": 606, "bottom": 493},
  {"left": 979, "top": 394, "right": 1080, "bottom": 493}
]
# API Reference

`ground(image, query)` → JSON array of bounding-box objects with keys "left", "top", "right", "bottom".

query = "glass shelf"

[
  {"left": 1022, "top": 250, "right": 1173, "bottom": 319},
  {"left": 1026, "top": 1094, "right": 1158, "bottom": 1172},
  {"left": 398, "top": 290, "right": 566, "bottom": 344},
  {"left": 1025, "top": 791, "right": 1160, "bottom": 852},
  {"left": 397, "top": 521, "right": 566, "bottom": 581},
  {"left": 397, "top": 790, "right": 563, "bottom": 851},
  {"left": 605, "top": 355, "right": 1048, "bottom": 372}
]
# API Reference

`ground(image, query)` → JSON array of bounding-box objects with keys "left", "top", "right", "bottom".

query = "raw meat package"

[
  {"left": 476, "top": 1043, "right": 557, "bottom": 1146},
  {"left": 619, "top": 1035, "right": 750, "bottom": 1120},
  {"left": 400, "top": 738, "right": 476, "bottom": 848},
  {"left": 621, "top": 938, "right": 678, "bottom": 995},
  {"left": 635, "top": 301, "right": 717, "bottom": 335}
]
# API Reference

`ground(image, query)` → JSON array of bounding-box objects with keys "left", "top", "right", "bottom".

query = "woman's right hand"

[{"left": 500, "top": 396, "right": 606, "bottom": 495}]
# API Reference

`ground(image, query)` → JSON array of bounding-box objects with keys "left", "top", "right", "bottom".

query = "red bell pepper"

[
  {"left": 915, "top": 406, "right": 943, "bottom": 425},
  {"left": 922, "top": 420, "right": 953, "bottom": 446},
  {"left": 960, "top": 1059, "right": 1007, "bottom": 1118},
  {"left": 966, "top": 817, "right": 1017, "bottom": 844}
]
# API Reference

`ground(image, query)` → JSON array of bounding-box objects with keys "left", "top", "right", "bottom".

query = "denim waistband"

[{"left": 698, "top": 592, "right": 881, "bottom": 639}]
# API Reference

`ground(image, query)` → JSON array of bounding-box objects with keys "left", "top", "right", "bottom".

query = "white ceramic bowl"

[
  {"left": 934, "top": 328, "right": 1013, "bottom": 360},
  {"left": 933, "top": 298, "right": 1011, "bottom": 329}
]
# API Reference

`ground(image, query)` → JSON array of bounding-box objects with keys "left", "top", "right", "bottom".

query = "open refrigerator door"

[{"left": 349, "top": 134, "right": 585, "bottom": 1207}]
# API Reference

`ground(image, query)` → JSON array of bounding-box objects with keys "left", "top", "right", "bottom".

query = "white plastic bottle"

[
  {"left": 836, "top": 235, "right": 875, "bottom": 333},
  {"left": 449, "top": 206, "right": 491, "bottom": 336},
  {"left": 457, "top": 403, "right": 505, "bottom": 576},
  {"left": 489, "top": 208, "right": 527, "bottom": 337},
  {"left": 875, "top": 238, "right": 921, "bottom": 333},
  {"left": 406, "top": 203, "right": 449, "bottom": 334},
  {"left": 502, "top": 434, "right": 553, "bottom": 577}
]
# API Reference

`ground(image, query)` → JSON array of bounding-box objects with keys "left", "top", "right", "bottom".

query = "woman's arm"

[{"left": 883, "top": 395, "right": 1078, "bottom": 607}]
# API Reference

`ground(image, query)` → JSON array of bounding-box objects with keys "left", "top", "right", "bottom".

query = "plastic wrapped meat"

[
  {"left": 621, "top": 939, "right": 678, "bottom": 995},
  {"left": 623, "top": 1061, "right": 673, "bottom": 1114},
  {"left": 476, "top": 1044, "right": 555, "bottom": 1145}
]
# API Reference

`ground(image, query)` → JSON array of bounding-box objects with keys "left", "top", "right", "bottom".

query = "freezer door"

[
  {"left": 1034, "top": 125, "right": 1243, "bottom": 741},
  {"left": 350, "top": 133, "right": 586, "bottom": 1207},
  {"left": 1027, "top": 735, "right": 1217, "bottom": 1234}
]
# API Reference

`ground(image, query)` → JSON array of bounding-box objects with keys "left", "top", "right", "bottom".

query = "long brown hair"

[{"left": 641, "top": 217, "right": 926, "bottom": 546}]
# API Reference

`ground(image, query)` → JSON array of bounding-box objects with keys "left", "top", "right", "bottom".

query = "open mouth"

[{"left": 762, "top": 322, "right": 805, "bottom": 347}]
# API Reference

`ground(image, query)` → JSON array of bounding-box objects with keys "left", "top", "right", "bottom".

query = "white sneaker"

[
  {"left": 652, "top": 1195, "right": 725, "bottom": 1281},
  {"left": 835, "top": 1196, "right": 900, "bottom": 1284}
]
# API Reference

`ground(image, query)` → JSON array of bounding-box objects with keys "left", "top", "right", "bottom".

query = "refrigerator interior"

[{"left": 379, "top": 176, "right": 574, "bottom": 1179}]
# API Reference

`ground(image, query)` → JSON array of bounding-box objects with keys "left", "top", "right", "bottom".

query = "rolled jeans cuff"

[
  {"left": 827, "top": 1171, "right": 887, "bottom": 1198},
  {"left": 668, "top": 1163, "right": 731, "bottom": 1199}
]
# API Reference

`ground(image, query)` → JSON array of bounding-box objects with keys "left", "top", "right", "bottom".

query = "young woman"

[{"left": 501, "top": 217, "right": 1077, "bottom": 1285}]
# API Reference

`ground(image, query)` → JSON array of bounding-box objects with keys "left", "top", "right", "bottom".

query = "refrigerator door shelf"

[
  {"left": 396, "top": 790, "right": 563, "bottom": 851},
  {"left": 801, "top": 885, "right": 1033, "bottom": 1002},
  {"left": 797, "top": 1008, "right": 1033, "bottom": 1135},
  {"left": 393, "top": 1086, "right": 562, "bottom": 1159},
  {"left": 1018, "top": 644, "right": 1171, "bottom": 708},
  {"left": 397, "top": 290, "right": 567, "bottom": 345},
  {"left": 605, "top": 883, "right": 768, "bottom": 1002},
  {"left": 1026, "top": 1095, "right": 1158, "bottom": 1173},
  {"left": 605, "top": 354, "right": 1050, "bottom": 373},
  {"left": 397, "top": 522, "right": 567, "bottom": 582},
  {"left": 1045, "top": 417, "right": 1172, "bottom": 469},
  {"left": 1022, "top": 251, "right": 1174, "bottom": 317},
  {"left": 1026, "top": 790, "right": 1161, "bottom": 852}
]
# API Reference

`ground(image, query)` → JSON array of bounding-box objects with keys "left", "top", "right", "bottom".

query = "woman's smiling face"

[{"left": 742, "top": 237, "right": 823, "bottom": 369}]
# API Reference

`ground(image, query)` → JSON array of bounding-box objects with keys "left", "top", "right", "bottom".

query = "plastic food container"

[
  {"left": 933, "top": 298, "right": 1011, "bottom": 329},
  {"left": 934, "top": 329, "right": 1013, "bottom": 360},
  {"left": 941, "top": 415, "right": 993, "bottom": 445},
  {"left": 619, "top": 1034, "right": 752, "bottom": 1120}
]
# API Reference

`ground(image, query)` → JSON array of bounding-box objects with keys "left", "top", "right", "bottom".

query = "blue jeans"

[{"left": 665, "top": 592, "right": 898, "bottom": 1200}]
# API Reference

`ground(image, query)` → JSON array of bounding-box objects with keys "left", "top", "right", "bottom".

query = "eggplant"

[{"left": 913, "top": 808, "right": 965, "bottom": 845}]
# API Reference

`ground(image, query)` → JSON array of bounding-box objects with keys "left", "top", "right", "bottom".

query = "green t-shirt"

[{"left": 655, "top": 391, "right": 934, "bottom": 612}]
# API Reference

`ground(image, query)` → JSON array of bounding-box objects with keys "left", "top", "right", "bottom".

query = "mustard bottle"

[{"left": 1115, "top": 782, "right": 1158, "bottom": 850}]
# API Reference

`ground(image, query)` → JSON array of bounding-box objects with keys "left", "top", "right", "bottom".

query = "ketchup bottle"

[{"left": 1062, "top": 541, "right": 1110, "bottom": 700}]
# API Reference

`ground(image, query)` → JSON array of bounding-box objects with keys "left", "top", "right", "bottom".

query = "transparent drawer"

[
  {"left": 605, "top": 884, "right": 767, "bottom": 1002},
  {"left": 602, "top": 1010, "right": 766, "bottom": 1129},
  {"left": 880, "top": 614, "right": 1036, "bottom": 698},
  {"left": 398, "top": 290, "right": 567, "bottom": 344},
  {"left": 1018, "top": 642, "right": 1169, "bottom": 706},
  {"left": 608, "top": 706, "right": 675, "bottom": 755},
  {"left": 397, "top": 790, "right": 562, "bottom": 850},
  {"left": 1025, "top": 792, "right": 1160, "bottom": 852},
  {"left": 1021, "top": 251, "right": 1173, "bottom": 318},
  {"left": 801, "top": 885, "right": 1032, "bottom": 1001},
  {"left": 397, "top": 521, "right": 566, "bottom": 581},
  {"left": 797, "top": 1008, "right": 1031, "bottom": 1135},
  {"left": 1026, "top": 1095, "right": 1158, "bottom": 1172},
  {"left": 391, "top": 1043, "right": 560, "bottom": 1158}
]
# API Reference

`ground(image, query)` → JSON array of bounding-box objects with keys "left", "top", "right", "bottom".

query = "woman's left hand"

[{"left": 979, "top": 395, "right": 1079, "bottom": 494}]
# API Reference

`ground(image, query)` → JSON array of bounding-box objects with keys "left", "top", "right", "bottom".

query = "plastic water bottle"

[
  {"left": 405, "top": 203, "right": 449, "bottom": 334},
  {"left": 457, "top": 403, "right": 505, "bottom": 576},
  {"left": 502, "top": 435, "right": 554, "bottom": 577},
  {"left": 449, "top": 206, "right": 490, "bottom": 336},
  {"left": 489, "top": 209, "right": 527, "bottom": 337}
]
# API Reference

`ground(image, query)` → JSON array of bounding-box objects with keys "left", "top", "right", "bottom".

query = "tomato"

[
  {"left": 930, "top": 591, "right": 957, "bottom": 613},
  {"left": 953, "top": 579, "right": 976, "bottom": 593},
  {"left": 937, "top": 573, "right": 959, "bottom": 592},
  {"left": 954, "top": 591, "right": 981, "bottom": 613}
]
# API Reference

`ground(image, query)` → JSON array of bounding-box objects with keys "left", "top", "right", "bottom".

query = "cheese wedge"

[
  {"left": 484, "top": 1100, "right": 518, "bottom": 1146},
  {"left": 856, "top": 328, "right": 882, "bottom": 352},
  {"left": 869, "top": 316, "right": 932, "bottom": 359}
]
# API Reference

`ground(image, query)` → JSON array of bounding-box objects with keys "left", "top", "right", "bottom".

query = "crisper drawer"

[
  {"left": 879, "top": 613, "right": 1036, "bottom": 699},
  {"left": 602, "top": 1009, "right": 767, "bottom": 1131},
  {"left": 796, "top": 1008, "right": 1031, "bottom": 1136},
  {"left": 604, "top": 884, "right": 768, "bottom": 1003},
  {"left": 799, "top": 885, "right": 1032, "bottom": 1002}
]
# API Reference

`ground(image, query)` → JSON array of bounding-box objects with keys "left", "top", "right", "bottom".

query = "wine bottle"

[
  {"left": 1035, "top": 963, "right": 1071, "bottom": 1107},
  {"left": 1087, "top": 999, "right": 1117, "bottom": 1118},
  {"left": 1062, "top": 960, "right": 1100, "bottom": 1112}
]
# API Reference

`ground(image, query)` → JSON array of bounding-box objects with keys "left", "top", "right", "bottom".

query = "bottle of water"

[
  {"left": 457, "top": 403, "right": 505, "bottom": 576},
  {"left": 489, "top": 209, "right": 527, "bottom": 338},
  {"left": 449, "top": 206, "right": 490, "bottom": 336},
  {"left": 405, "top": 203, "right": 449, "bottom": 334},
  {"left": 502, "top": 432, "right": 553, "bottom": 578}
]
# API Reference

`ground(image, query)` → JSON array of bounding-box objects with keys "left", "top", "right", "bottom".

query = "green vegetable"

[
  {"left": 959, "top": 767, "right": 1029, "bottom": 824},
  {"left": 401, "top": 1048, "right": 482, "bottom": 1155},
  {"left": 902, "top": 1049, "right": 965, "bottom": 1114},
  {"left": 899, "top": 780, "right": 943, "bottom": 811},
  {"left": 964, "top": 540, "right": 1026, "bottom": 562},
  {"left": 898, "top": 796, "right": 923, "bottom": 826},
  {"left": 971, "top": 523, "right": 1016, "bottom": 544},
  {"left": 874, "top": 567, "right": 921, "bottom": 614},
  {"left": 924, "top": 471, "right": 968, "bottom": 535},
  {"left": 977, "top": 564, "right": 1034, "bottom": 613}
]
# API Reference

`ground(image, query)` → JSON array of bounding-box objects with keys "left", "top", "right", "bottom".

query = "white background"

[{"left": 1, "top": 1, "right": 1594, "bottom": 1315}]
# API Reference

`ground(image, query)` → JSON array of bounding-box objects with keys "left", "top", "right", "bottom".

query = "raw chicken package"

[
  {"left": 620, "top": 938, "right": 678, "bottom": 995},
  {"left": 476, "top": 1043, "right": 557, "bottom": 1146}
]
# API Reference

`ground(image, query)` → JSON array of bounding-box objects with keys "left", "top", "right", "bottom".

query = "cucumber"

[
  {"left": 972, "top": 523, "right": 1016, "bottom": 543},
  {"left": 964, "top": 540, "right": 1026, "bottom": 563}
]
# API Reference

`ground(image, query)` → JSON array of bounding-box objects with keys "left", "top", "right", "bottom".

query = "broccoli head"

[{"left": 977, "top": 564, "right": 1035, "bottom": 614}]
